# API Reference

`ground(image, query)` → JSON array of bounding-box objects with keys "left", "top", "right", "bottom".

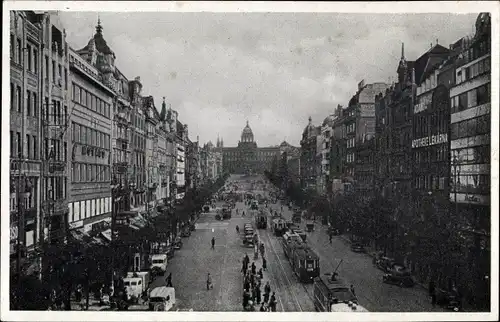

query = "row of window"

[
  {"left": 72, "top": 83, "right": 111, "bottom": 118},
  {"left": 451, "top": 146, "right": 490, "bottom": 165},
  {"left": 346, "top": 152, "right": 355, "bottom": 163},
  {"left": 413, "top": 110, "right": 448, "bottom": 138},
  {"left": 10, "top": 183, "right": 36, "bottom": 211},
  {"left": 44, "top": 138, "right": 67, "bottom": 162},
  {"left": 414, "top": 176, "right": 447, "bottom": 191},
  {"left": 44, "top": 176, "right": 68, "bottom": 201},
  {"left": 450, "top": 174, "right": 490, "bottom": 194},
  {"left": 457, "top": 56, "right": 490, "bottom": 85},
  {"left": 10, "top": 84, "right": 23, "bottom": 113},
  {"left": 113, "top": 148, "right": 130, "bottom": 164},
  {"left": 72, "top": 122, "right": 111, "bottom": 150},
  {"left": 71, "top": 162, "right": 111, "bottom": 183},
  {"left": 10, "top": 35, "right": 24, "bottom": 66},
  {"left": 69, "top": 197, "right": 112, "bottom": 223},
  {"left": 131, "top": 113, "right": 146, "bottom": 132},
  {"left": 450, "top": 114, "right": 490, "bottom": 140},
  {"left": 346, "top": 138, "right": 356, "bottom": 149},
  {"left": 43, "top": 98, "right": 68, "bottom": 127},
  {"left": 45, "top": 55, "right": 68, "bottom": 90},
  {"left": 450, "top": 83, "right": 490, "bottom": 114},
  {"left": 414, "top": 145, "right": 449, "bottom": 164},
  {"left": 131, "top": 132, "right": 146, "bottom": 151}
]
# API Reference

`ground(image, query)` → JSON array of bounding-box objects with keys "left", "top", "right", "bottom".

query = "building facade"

[
  {"left": 9, "top": 11, "right": 44, "bottom": 268},
  {"left": 222, "top": 122, "right": 280, "bottom": 175},
  {"left": 68, "top": 43, "right": 114, "bottom": 235},
  {"left": 448, "top": 13, "right": 491, "bottom": 307},
  {"left": 300, "top": 117, "right": 321, "bottom": 190}
]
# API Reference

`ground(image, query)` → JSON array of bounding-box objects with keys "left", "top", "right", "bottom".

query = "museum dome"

[{"left": 241, "top": 121, "right": 254, "bottom": 143}]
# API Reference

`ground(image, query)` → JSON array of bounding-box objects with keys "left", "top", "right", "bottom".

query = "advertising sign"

[{"left": 412, "top": 133, "right": 448, "bottom": 148}]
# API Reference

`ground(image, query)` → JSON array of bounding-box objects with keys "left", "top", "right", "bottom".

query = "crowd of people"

[{"left": 241, "top": 253, "right": 277, "bottom": 312}]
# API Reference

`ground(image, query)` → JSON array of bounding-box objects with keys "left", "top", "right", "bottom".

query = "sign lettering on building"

[{"left": 412, "top": 133, "right": 448, "bottom": 149}]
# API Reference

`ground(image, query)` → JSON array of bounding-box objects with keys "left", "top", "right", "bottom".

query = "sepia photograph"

[{"left": 2, "top": 1, "right": 498, "bottom": 321}]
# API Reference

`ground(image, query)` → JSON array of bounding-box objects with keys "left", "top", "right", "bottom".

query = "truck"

[
  {"left": 123, "top": 271, "right": 150, "bottom": 303},
  {"left": 150, "top": 253, "right": 168, "bottom": 273}
]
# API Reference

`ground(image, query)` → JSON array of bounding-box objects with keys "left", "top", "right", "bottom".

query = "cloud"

[{"left": 59, "top": 12, "right": 478, "bottom": 147}]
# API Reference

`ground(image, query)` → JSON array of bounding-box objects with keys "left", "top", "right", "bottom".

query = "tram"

[
  {"left": 255, "top": 209, "right": 268, "bottom": 229},
  {"left": 281, "top": 232, "right": 320, "bottom": 283},
  {"left": 271, "top": 218, "right": 287, "bottom": 236}
]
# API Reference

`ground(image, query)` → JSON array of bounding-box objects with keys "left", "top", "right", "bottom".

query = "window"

[
  {"left": 87, "top": 164, "right": 91, "bottom": 182},
  {"left": 33, "top": 93, "right": 38, "bottom": 117},
  {"left": 17, "top": 38, "right": 22, "bottom": 64},
  {"left": 16, "top": 132, "right": 22, "bottom": 158},
  {"left": 27, "top": 90, "right": 32, "bottom": 116},
  {"left": 17, "top": 86, "right": 22, "bottom": 112},
  {"left": 81, "top": 89, "right": 86, "bottom": 106},
  {"left": 33, "top": 49, "right": 38, "bottom": 73},
  {"left": 87, "top": 92, "right": 92, "bottom": 109},
  {"left": 10, "top": 34, "right": 15, "bottom": 59},
  {"left": 33, "top": 136, "right": 38, "bottom": 159},
  {"left": 10, "top": 83, "right": 15, "bottom": 110},
  {"left": 63, "top": 142, "right": 67, "bottom": 162},
  {"left": 45, "top": 56, "right": 49, "bottom": 80},
  {"left": 10, "top": 131, "right": 14, "bottom": 156},
  {"left": 477, "top": 84, "right": 489, "bottom": 106},
  {"left": 80, "top": 164, "right": 85, "bottom": 182},
  {"left": 27, "top": 44, "right": 32, "bottom": 71},
  {"left": 52, "top": 60, "right": 56, "bottom": 82},
  {"left": 92, "top": 95, "right": 96, "bottom": 112},
  {"left": 64, "top": 68, "right": 68, "bottom": 90},
  {"left": 26, "top": 135, "right": 31, "bottom": 159}
]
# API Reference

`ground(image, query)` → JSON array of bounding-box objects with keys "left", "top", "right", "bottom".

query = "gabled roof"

[{"left": 414, "top": 44, "right": 449, "bottom": 85}]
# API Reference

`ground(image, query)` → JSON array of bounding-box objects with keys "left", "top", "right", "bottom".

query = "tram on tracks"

[
  {"left": 255, "top": 209, "right": 268, "bottom": 229},
  {"left": 281, "top": 232, "right": 320, "bottom": 283},
  {"left": 271, "top": 217, "right": 287, "bottom": 236}
]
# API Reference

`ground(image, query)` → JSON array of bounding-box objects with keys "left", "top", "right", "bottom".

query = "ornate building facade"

[{"left": 222, "top": 121, "right": 280, "bottom": 175}]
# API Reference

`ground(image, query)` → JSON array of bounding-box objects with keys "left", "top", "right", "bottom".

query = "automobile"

[
  {"left": 180, "top": 229, "right": 191, "bottom": 238},
  {"left": 328, "top": 227, "right": 341, "bottom": 236},
  {"left": 375, "top": 256, "right": 395, "bottom": 272},
  {"left": 350, "top": 242, "right": 366, "bottom": 253},
  {"left": 435, "top": 288, "right": 461, "bottom": 311},
  {"left": 173, "top": 237, "right": 183, "bottom": 250},
  {"left": 382, "top": 265, "right": 414, "bottom": 287}
]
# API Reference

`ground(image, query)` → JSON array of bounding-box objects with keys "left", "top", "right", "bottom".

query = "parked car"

[
  {"left": 382, "top": 265, "right": 414, "bottom": 287},
  {"left": 173, "top": 237, "right": 183, "bottom": 250},
  {"left": 328, "top": 227, "right": 341, "bottom": 236},
  {"left": 375, "top": 256, "right": 395, "bottom": 272},
  {"left": 435, "top": 288, "right": 461, "bottom": 311},
  {"left": 180, "top": 229, "right": 191, "bottom": 238},
  {"left": 350, "top": 242, "right": 366, "bottom": 253}
]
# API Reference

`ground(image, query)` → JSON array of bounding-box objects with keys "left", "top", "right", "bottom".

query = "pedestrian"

[
  {"left": 166, "top": 273, "right": 173, "bottom": 287},
  {"left": 256, "top": 285, "right": 262, "bottom": 304},
  {"left": 262, "top": 257, "right": 267, "bottom": 271},
  {"left": 252, "top": 287, "right": 257, "bottom": 303},
  {"left": 329, "top": 234, "right": 333, "bottom": 244},
  {"left": 269, "top": 292, "right": 277, "bottom": 312},
  {"left": 258, "top": 268, "right": 264, "bottom": 280},
  {"left": 242, "top": 262, "right": 247, "bottom": 275},
  {"left": 236, "top": 225, "right": 240, "bottom": 234},
  {"left": 259, "top": 303, "right": 266, "bottom": 311},
  {"left": 251, "top": 262, "right": 256, "bottom": 275},
  {"left": 243, "top": 290, "right": 250, "bottom": 309},
  {"left": 75, "top": 284, "right": 82, "bottom": 303},
  {"left": 264, "top": 281, "right": 271, "bottom": 295},
  {"left": 428, "top": 279, "right": 436, "bottom": 297},
  {"left": 211, "top": 237, "right": 215, "bottom": 249},
  {"left": 350, "top": 284, "right": 356, "bottom": 297},
  {"left": 431, "top": 289, "right": 437, "bottom": 307},
  {"left": 207, "top": 273, "right": 213, "bottom": 290},
  {"left": 244, "top": 254, "right": 250, "bottom": 266}
]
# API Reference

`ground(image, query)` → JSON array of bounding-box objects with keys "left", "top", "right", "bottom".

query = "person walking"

[
  {"left": 166, "top": 273, "right": 173, "bottom": 287},
  {"left": 206, "top": 273, "right": 213, "bottom": 290},
  {"left": 262, "top": 257, "right": 267, "bottom": 271},
  {"left": 258, "top": 268, "right": 264, "bottom": 280},
  {"left": 251, "top": 262, "right": 256, "bottom": 275},
  {"left": 244, "top": 254, "right": 250, "bottom": 267},
  {"left": 236, "top": 225, "right": 240, "bottom": 234},
  {"left": 259, "top": 303, "right": 266, "bottom": 311},
  {"left": 211, "top": 237, "right": 215, "bottom": 249},
  {"left": 350, "top": 284, "right": 356, "bottom": 297},
  {"left": 269, "top": 292, "right": 277, "bottom": 312},
  {"left": 252, "top": 287, "right": 257, "bottom": 304},
  {"left": 241, "top": 261, "right": 247, "bottom": 275},
  {"left": 329, "top": 233, "right": 333, "bottom": 244},
  {"left": 256, "top": 285, "right": 262, "bottom": 304},
  {"left": 428, "top": 279, "right": 436, "bottom": 297}
]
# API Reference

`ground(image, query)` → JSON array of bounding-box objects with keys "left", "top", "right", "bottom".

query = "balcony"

[
  {"left": 10, "top": 159, "right": 41, "bottom": 175},
  {"left": 26, "top": 21, "right": 41, "bottom": 40}
]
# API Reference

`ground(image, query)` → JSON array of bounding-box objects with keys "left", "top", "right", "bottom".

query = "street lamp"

[{"left": 452, "top": 153, "right": 460, "bottom": 218}]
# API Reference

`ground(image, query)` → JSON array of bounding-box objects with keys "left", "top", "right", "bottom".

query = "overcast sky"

[{"left": 59, "top": 12, "right": 478, "bottom": 147}]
